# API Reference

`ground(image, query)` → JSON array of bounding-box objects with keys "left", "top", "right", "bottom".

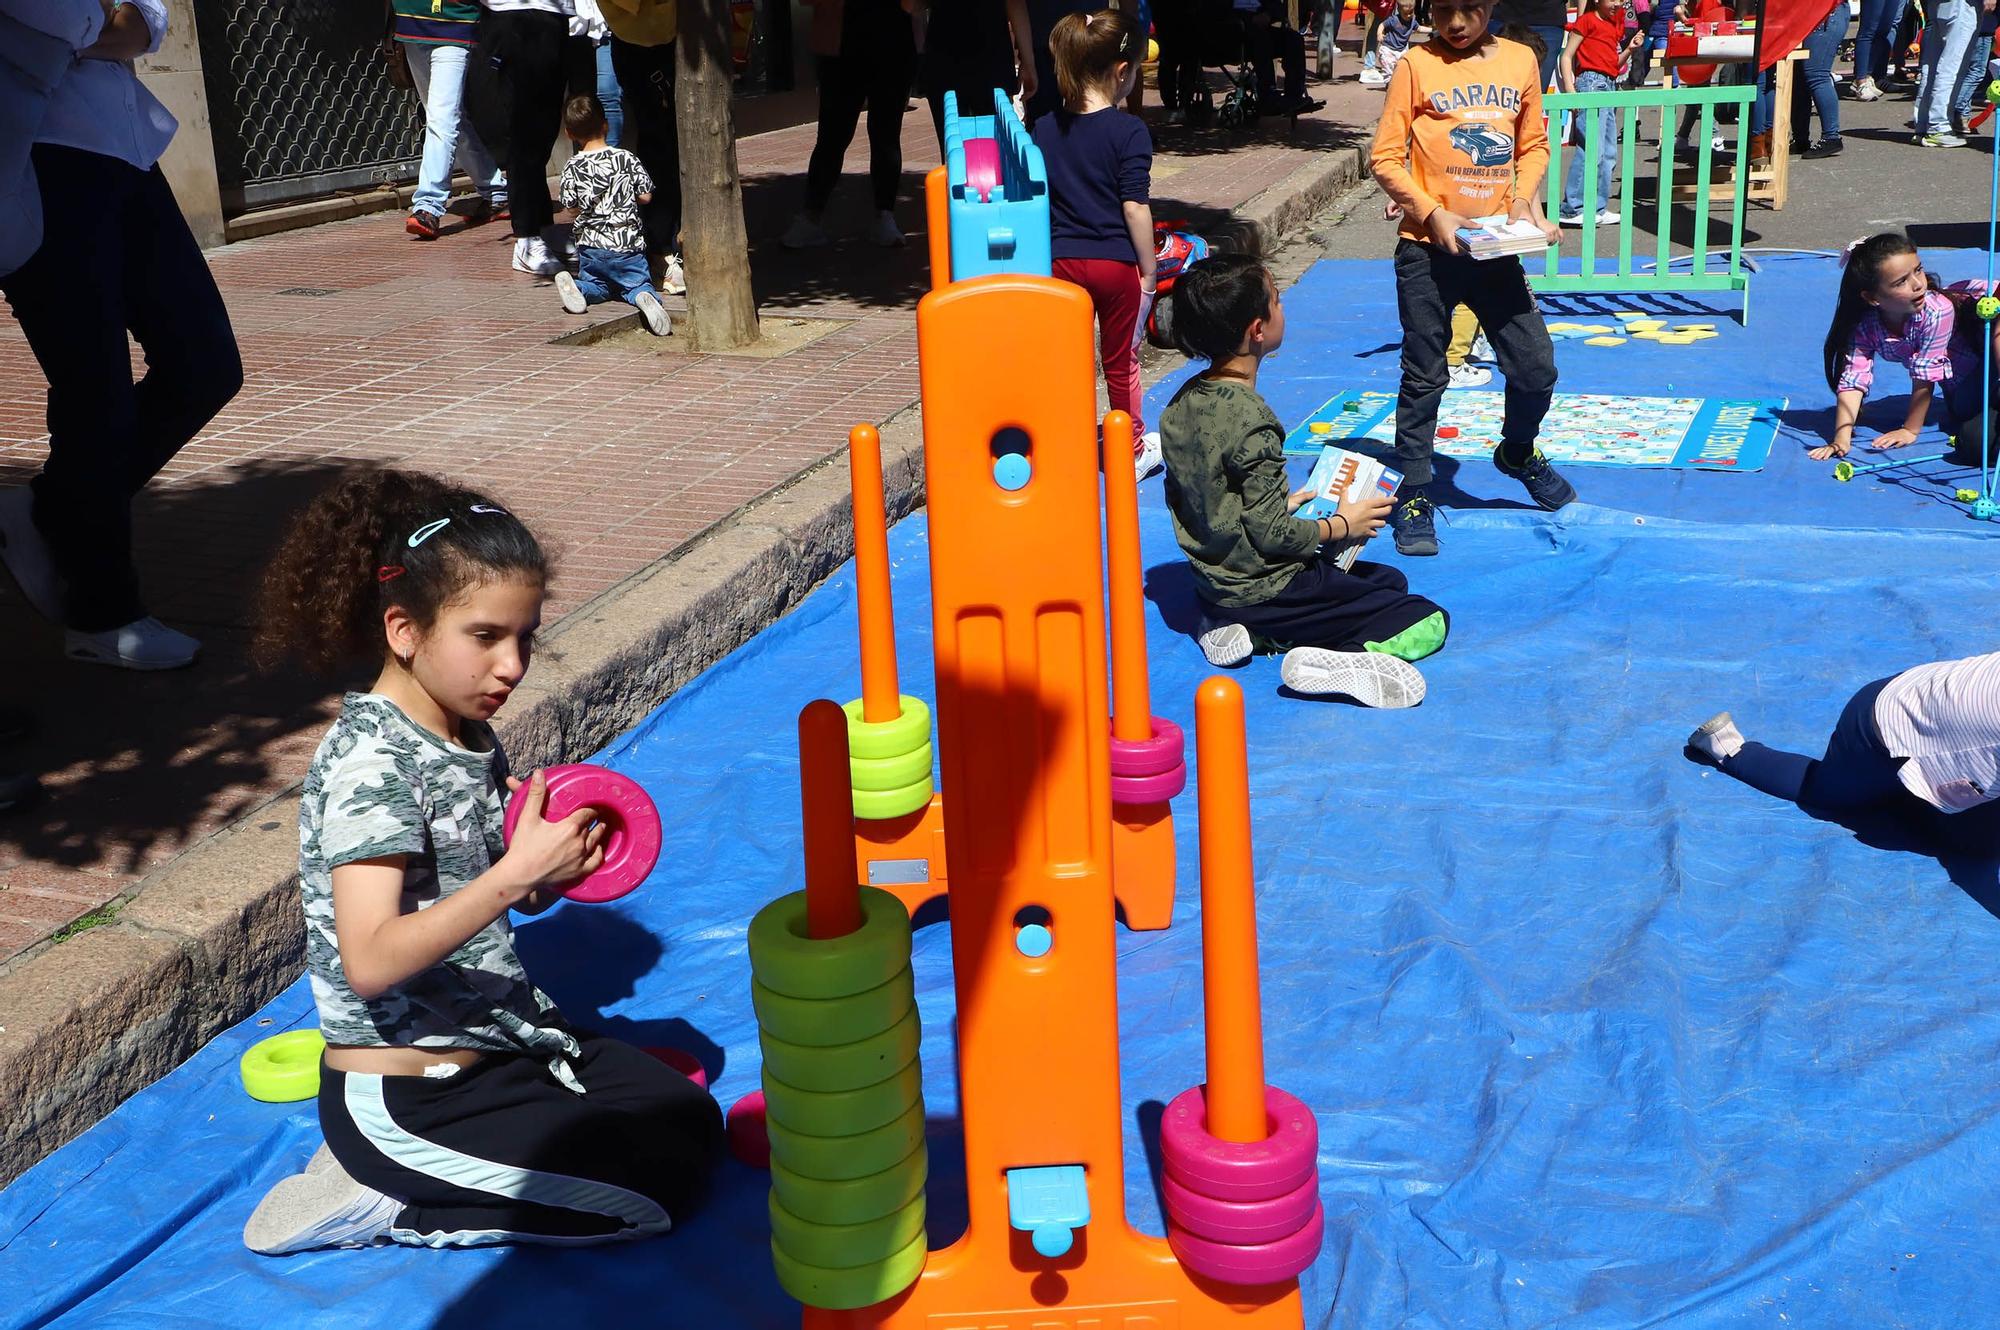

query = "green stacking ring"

[
  {"left": 770, "top": 1141, "right": 928, "bottom": 1226},
  {"left": 769, "top": 1191, "right": 927, "bottom": 1271},
  {"left": 239, "top": 1029, "right": 327, "bottom": 1103},
  {"left": 841, "top": 696, "right": 931, "bottom": 761},
  {"left": 763, "top": 1058, "right": 922, "bottom": 1137},
  {"left": 768, "top": 1098, "right": 928, "bottom": 1181},
  {"left": 760, "top": 1008, "right": 921, "bottom": 1093},
  {"left": 849, "top": 743, "right": 933, "bottom": 793},
  {"left": 749, "top": 887, "right": 910, "bottom": 1001},
  {"left": 850, "top": 777, "right": 934, "bottom": 822},
  {"left": 772, "top": 1228, "right": 929, "bottom": 1311},
  {"left": 753, "top": 967, "right": 915, "bottom": 1048}
]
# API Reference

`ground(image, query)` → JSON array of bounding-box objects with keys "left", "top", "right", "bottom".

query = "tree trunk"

[{"left": 677, "top": 0, "right": 759, "bottom": 350}]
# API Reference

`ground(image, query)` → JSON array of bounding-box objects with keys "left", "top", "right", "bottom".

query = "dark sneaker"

[
  {"left": 405, "top": 210, "right": 441, "bottom": 240},
  {"left": 1494, "top": 446, "right": 1577, "bottom": 510},
  {"left": 1391, "top": 492, "right": 1438, "bottom": 556},
  {"left": 459, "top": 196, "right": 508, "bottom": 226}
]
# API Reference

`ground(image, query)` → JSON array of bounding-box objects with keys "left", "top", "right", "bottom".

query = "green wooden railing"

[{"left": 1537, "top": 83, "right": 1754, "bottom": 318}]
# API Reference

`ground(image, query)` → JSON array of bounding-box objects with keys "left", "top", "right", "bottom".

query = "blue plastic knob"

[
  {"left": 1032, "top": 1224, "right": 1073, "bottom": 1258},
  {"left": 1016, "top": 923, "right": 1052, "bottom": 957},
  {"left": 993, "top": 453, "right": 1032, "bottom": 491}
]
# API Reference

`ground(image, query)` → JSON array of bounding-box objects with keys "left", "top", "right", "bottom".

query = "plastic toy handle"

[
  {"left": 1102, "top": 410, "right": 1155, "bottom": 743},
  {"left": 800, "top": 699, "right": 864, "bottom": 939},
  {"left": 1194, "top": 676, "right": 1267, "bottom": 1144},
  {"left": 850, "top": 423, "right": 903, "bottom": 725}
]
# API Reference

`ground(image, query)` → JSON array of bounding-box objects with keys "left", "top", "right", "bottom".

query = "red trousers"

[{"left": 1054, "top": 256, "right": 1145, "bottom": 440}]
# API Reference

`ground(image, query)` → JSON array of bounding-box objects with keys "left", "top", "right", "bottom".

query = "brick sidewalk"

[{"left": 0, "top": 93, "right": 1371, "bottom": 964}]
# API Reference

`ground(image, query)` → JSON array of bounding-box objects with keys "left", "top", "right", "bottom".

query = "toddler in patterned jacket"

[{"left": 555, "top": 94, "right": 671, "bottom": 335}]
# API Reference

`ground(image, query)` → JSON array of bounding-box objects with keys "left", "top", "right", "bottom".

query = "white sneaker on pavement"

[
  {"left": 511, "top": 236, "right": 562, "bottom": 277},
  {"left": 783, "top": 215, "right": 831, "bottom": 249},
  {"left": 554, "top": 270, "right": 587, "bottom": 314},
  {"left": 661, "top": 254, "right": 686, "bottom": 295},
  {"left": 1199, "top": 623, "right": 1253, "bottom": 667},
  {"left": 65, "top": 616, "right": 200, "bottom": 671},
  {"left": 1279, "top": 648, "right": 1426, "bottom": 707},
  {"left": 0, "top": 487, "right": 63, "bottom": 621},
  {"left": 1448, "top": 362, "right": 1493, "bottom": 389},
  {"left": 243, "top": 1161, "right": 401, "bottom": 1256},
  {"left": 1595, "top": 208, "right": 1621, "bottom": 224},
  {"left": 635, "top": 291, "right": 671, "bottom": 336},
  {"left": 869, "top": 210, "right": 905, "bottom": 247},
  {"left": 1687, "top": 710, "right": 1746, "bottom": 763},
  {"left": 1134, "top": 431, "right": 1165, "bottom": 480}
]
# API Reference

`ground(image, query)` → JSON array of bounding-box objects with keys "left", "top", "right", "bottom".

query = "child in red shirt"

[{"left": 1559, "top": 0, "right": 1642, "bottom": 223}]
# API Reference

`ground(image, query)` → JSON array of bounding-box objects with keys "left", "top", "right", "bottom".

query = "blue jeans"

[
  {"left": 1853, "top": 0, "right": 1905, "bottom": 82},
  {"left": 1919, "top": 0, "right": 1979, "bottom": 133},
  {"left": 1956, "top": 32, "right": 1994, "bottom": 121},
  {"left": 405, "top": 41, "right": 505, "bottom": 217},
  {"left": 1794, "top": 4, "right": 1845, "bottom": 143},
  {"left": 575, "top": 247, "right": 658, "bottom": 305},
  {"left": 1563, "top": 71, "right": 1618, "bottom": 218},
  {"left": 594, "top": 39, "right": 623, "bottom": 146}
]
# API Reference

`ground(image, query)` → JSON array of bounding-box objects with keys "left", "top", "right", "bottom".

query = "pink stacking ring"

[
  {"left": 962, "top": 137, "right": 1002, "bottom": 202},
  {"left": 502, "top": 763, "right": 662, "bottom": 904},
  {"left": 1160, "top": 1084, "right": 1318, "bottom": 1201},
  {"left": 644, "top": 1046, "right": 708, "bottom": 1090},
  {"left": 1162, "top": 1170, "right": 1319, "bottom": 1246},
  {"left": 1110, "top": 761, "right": 1187, "bottom": 807},
  {"left": 1108, "top": 716, "right": 1185, "bottom": 778},
  {"left": 1169, "top": 1199, "right": 1325, "bottom": 1286}
]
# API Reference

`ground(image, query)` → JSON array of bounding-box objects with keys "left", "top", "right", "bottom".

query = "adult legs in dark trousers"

[
  {"left": 484, "top": 7, "right": 592, "bottom": 274},
  {"left": 783, "top": 45, "right": 918, "bottom": 249},
  {"left": 1153, "top": 0, "right": 1207, "bottom": 117},
  {"left": 610, "top": 35, "right": 682, "bottom": 289},
  {"left": 0, "top": 145, "right": 241, "bottom": 669}
]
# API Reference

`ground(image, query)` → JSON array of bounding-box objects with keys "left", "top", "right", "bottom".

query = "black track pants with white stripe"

[{"left": 319, "top": 1034, "right": 724, "bottom": 1246}]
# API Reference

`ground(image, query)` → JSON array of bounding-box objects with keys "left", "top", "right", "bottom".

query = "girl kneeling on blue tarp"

[{"left": 1155, "top": 254, "right": 1448, "bottom": 708}]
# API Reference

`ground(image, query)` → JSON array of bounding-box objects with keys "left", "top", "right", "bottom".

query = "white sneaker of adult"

[
  {"left": 554, "top": 270, "right": 587, "bottom": 314},
  {"left": 1687, "top": 710, "right": 1746, "bottom": 762},
  {"left": 1199, "top": 623, "right": 1253, "bottom": 667},
  {"left": 1470, "top": 331, "right": 1493, "bottom": 362},
  {"left": 511, "top": 236, "right": 562, "bottom": 277},
  {"left": 869, "top": 210, "right": 905, "bottom": 247},
  {"left": 1595, "top": 208, "right": 1621, "bottom": 224},
  {"left": 783, "top": 215, "right": 830, "bottom": 249},
  {"left": 635, "top": 290, "right": 671, "bottom": 336},
  {"left": 660, "top": 254, "right": 687, "bottom": 296},
  {"left": 1448, "top": 362, "right": 1494, "bottom": 389},
  {"left": 243, "top": 1163, "right": 401, "bottom": 1256},
  {"left": 1279, "top": 648, "right": 1426, "bottom": 707},
  {"left": 64, "top": 616, "right": 200, "bottom": 671},
  {"left": 1134, "top": 431, "right": 1165, "bottom": 480},
  {"left": 1854, "top": 75, "right": 1883, "bottom": 100},
  {"left": 0, "top": 487, "right": 63, "bottom": 621}
]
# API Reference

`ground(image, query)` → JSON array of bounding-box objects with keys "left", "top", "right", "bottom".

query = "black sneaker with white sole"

[{"left": 1493, "top": 446, "right": 1577, "bottom": 510}]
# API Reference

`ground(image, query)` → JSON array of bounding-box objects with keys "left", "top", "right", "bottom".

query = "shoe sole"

[
  {"left": 636, "top": 294, "right": 671, "bottom": 336},
  {"left": 1279, "top": 649, "right": 1427, "bottom": 707},
  {"left": 405, "top": 220, "right": 437, "bottom": 240},
  {"left": 1394, "top": 529, "right": 1439, "bottom": 556},
  {"left": 554, "top": 271, "right": 587, "bottom": 314},
  {"left": 242, "top": 1168, "right": 392, "bottom": 1256},
  {"left": 64, "top": 640, "right": 198, "bottom": 671},
  {"left": 1199, "top": 624, "right": 1253, "bottom": 667}
]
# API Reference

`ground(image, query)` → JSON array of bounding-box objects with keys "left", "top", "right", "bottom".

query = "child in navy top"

[{"left": 1032, "top": 7, "right": 1159, "bottom": 473}]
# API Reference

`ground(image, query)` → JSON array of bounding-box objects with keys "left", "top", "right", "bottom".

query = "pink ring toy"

[
  {"left": 1160, "top": 1084, "right": 1318, "bottom": 1201},
  {"left": 502, "top": 763, "right": 662, "bottom": 904},
  {"left": 1108, "top": 716, "right": 1185, "bottom": 778},
  {"left": 1169, "top": 1199, "right": 1324, "bottom": 1286},
  {"left": 644, "top": 1046, "right": 708, "bottom": 1091},
  {"left": 962, "top": 137, "right": 1002, "bottom": 202},
  {"left": 1162, "top": 1170, "right": 1318, "bottom": 1246},
  {"left": 1110, "top": 761, "right": 1187, "bottom": 807},
  {"left": 728, "top": 1090, "right": 771, "bottom": 1169}
]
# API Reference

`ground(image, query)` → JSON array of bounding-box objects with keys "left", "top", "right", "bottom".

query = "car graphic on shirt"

[{"left": 1449, "top": 124, "right": 1515, "bottom": 167}]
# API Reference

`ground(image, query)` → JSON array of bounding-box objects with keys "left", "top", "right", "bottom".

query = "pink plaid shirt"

[{"left": 1837, "top": 286, "right": 1982, "bottom": 397}]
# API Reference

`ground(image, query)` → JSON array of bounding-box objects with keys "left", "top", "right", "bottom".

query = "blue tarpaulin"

[{"left": 6, "top": 254, "right": 2000, "bottom": 1328}]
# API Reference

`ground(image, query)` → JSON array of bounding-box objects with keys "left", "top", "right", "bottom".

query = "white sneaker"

[
  {"left": 1199, "top": 623, "right": 1253, "bottom": 667},
  {"left": 1448, "top": 362, "right": 1493, "bottom": 389},
  {"left": 1919, "top": 131, "right": 1967, "bottom": 148},
  {"left": 65, "top": 616, "right": 200, "bottom": 671},
  {"left": 1470, "top": 332, "right": 1493, "bottom": 362},
  {"left": 1279, "top": 648, "right": 1426, "bottom": 707},
  {"left": 660, "top": 254, "right": 686, "bottom": 296},
  {"left": 869, "top": 210, "right": 905, "bottom": 248},
  {"left": 783, "top": 215, "right": 830, "bottom": 249},
  {"left": 1595, "top": 208, "right": 1621, "bottom": 224},
  {"left": 1559, "top": 211, "right": 1584, "bottom": 226},
  {"left": 1687, "top": 710, "right": 1746, "bottom": 762},
  {"left": 635, "top": 290, "right": 671, "bottom": 336},
  {"left": 305, "top": 1142, "right": 338, "bottom": 1176},
  {"left": 553, "top": 270, "right": 587, "bottom": 314},
  {"left": 1134, "top": 431, "right": 1165, "bottom": 480},
  {"left": 511, "top": 236, "right": 562, "bottom": 277},
  {"left": 243, "top": 1162, "right": 401, "bottom": 1255},
  {"left": 0, "top": 487, "right": 63, "bottom": 621},
  {"left": 1358, "top": 68, "right": 1389, "bottom": 86},
  {"left": 1854, "top": 75, "right": 1883, "bottom": 101}
]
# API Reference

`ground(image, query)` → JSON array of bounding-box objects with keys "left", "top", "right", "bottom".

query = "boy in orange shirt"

[{"left": 1369, "top": 0, "right": 1574, "bottom": 556}]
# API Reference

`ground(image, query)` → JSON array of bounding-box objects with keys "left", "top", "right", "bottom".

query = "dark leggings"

[
  {"left": 1717, "top": 678, "right": 1909, "bottom": 808},
  {"left": 609, "top": 37, "right": 681, "bottom": 255},
  {"left": 806, "top": 51, "right": 915, "bottom": 215},
  {"left": 482, "top": 8, "right": 594, "bottom": 238}
]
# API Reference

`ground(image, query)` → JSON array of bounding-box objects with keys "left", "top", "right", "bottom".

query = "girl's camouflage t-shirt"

[{"left": 299, "top": 693, "right": 584, "bottom": 1090}]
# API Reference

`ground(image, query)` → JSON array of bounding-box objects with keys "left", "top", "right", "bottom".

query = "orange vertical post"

[
  {"left": 1102, "top": 409, "right": 1154, "bottom": 743},
  {"left": 924, "top": 165, "right": 951, "bottom": 289},
  {"left": 849, "top": 424, "right": 901, "bottom": 724},
  {"left": 801, "top": 699, "right": 863, "bottom": 940},
  {"left": 1195, "top": 677, "right": 1267, "bottom": 1144}
]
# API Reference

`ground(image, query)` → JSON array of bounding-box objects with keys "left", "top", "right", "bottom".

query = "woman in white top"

[{"left": 1689, "top": 653, "right": 2000, "bottom": 821}]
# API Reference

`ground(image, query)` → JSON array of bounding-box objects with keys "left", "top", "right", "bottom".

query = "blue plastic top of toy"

[{"left": 941, "top": 89, "right": 1052, "bottom": 281}]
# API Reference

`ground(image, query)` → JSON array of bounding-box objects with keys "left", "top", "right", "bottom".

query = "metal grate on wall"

[{"left": 196, "top": 0, "right": 422, "bottom": 214}]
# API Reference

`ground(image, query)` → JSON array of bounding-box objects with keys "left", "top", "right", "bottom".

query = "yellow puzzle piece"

[{"left": 1584, "top": 336, "right": 1628, "bottom": 347}]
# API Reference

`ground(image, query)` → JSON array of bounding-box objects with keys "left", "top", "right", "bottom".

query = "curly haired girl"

[{"left": 242, "top": 469, "right": 721, "bottom": 1256}]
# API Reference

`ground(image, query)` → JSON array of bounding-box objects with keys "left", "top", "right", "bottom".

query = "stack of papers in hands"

[{"left": 1455, "top": 214, "right": 1548, "bottom": 260}]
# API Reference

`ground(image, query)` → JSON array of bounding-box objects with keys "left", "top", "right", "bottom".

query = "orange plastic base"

[
  {"left": 856, "top": 794, "right": 949, "bottom": 918},
  {"left": 1110, "top": 801, "right": 1177, "bottom": 931}
]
